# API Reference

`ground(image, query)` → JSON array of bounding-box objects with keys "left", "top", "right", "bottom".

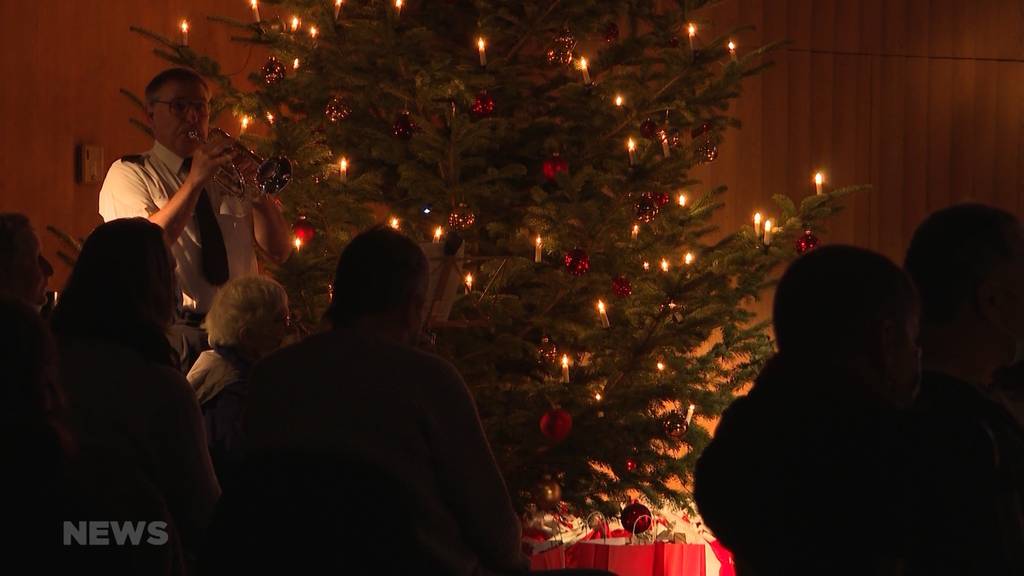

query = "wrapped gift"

[{"left": 530, "top": 541, "right": 705, "bottom": 576}]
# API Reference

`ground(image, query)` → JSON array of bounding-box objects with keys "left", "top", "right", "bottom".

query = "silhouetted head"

[
  {"left": 905, "top": 203, "right": 1024, "bottom": 368},
  {"left": 51, "top": 218, "right": 176, "bottom": 366},
  {"left": 325, "top": 226, "right": 428, "bottom": 344},
  {"left": 774, "top": 245, "right": 920, "bottom": 406},
  {"left": 0, "top": 213, "right": 53, "bottom": 307}
]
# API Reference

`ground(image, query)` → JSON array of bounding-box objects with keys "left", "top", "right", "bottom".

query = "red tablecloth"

[{"left": 531, "top": 541, "right": 707, "bottom": 576}]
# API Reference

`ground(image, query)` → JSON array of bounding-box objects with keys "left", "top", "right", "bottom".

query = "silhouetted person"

[
  {"left": 0, "top": 212, "right": 53, "bottom": 309},
  {"left": 695, "top": 246, "right": 921, "bottom": 576},
  {"left": 187, "top": 274, "right": 290, "bottom": 490},
  {"left": 903, "top": 203, "right": 1024, "bottom": 575},
  {"left": 245, "top": 226, "right": 529, "bottom": 575},
  {"left": 50, "top": 218, "right": 219, "bottom": 562}
]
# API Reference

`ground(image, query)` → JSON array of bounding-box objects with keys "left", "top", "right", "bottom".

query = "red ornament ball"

[
  {"left": 640, "top": 118, "right": 659, "bottom": 139},
  {"left": 292, "top": 217, "right": 315, "bottom": 243},
  {"left": 537, "top": 337, "right": 559, "bottom": 363},
  {"left": 654, "top": 191, "right": 671, "bottom": 207},
  {"left": 621, "top": 502, "right": 653, "bottom": 534},
  {"left": 392, "top": 112, "right": 416, "bottom": 139},
  {"left": 470, "top": 90, "right": 495, "bottom": 118},
  {"left": 634, "top": 193, "right": 660, "bottom": 223},
  {"left": 324, "top": 96, "right": 351, "bottom": 122},
  {"left": 261, "top": 56, "right": 287, "bottom": 85},
  {"left": 534, "top": 479, "right": 562, "bottom": 510},
  {"left": 540, "top": 408, "right": 573, "bottom": 443},
  {"left": 663, "top": 411, "right": 689, "bottom": 438},
  {"left": 625, "top": 457, "right": 638, "bottom": 472},
  {"left": 612, "top": 276, "right": 632, "bottom": 298},
  {"left": 796, "top": 229, "right": 820, "bottom": 254},
  {"left": 697, "top": 141, "right": 719, "bottom": 164},
  {"left": 447, "top": 203, "right": 476, "bottom": 230},
  {"left": 564, "top": 247, "right": 590, "bottom": 276},
  {"left": 542, "top": 153, "right": 569, "bottom": 182},
  {"left": 603, "top": 22, "right": 620, "bottom": 43},
  {"left": 546, "top": 28, "right": 576, "bottom": 65}
]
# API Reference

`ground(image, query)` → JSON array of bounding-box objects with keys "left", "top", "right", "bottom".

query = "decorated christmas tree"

[{"left": 131, "top": 0, "right": 856, "bottom": 522}]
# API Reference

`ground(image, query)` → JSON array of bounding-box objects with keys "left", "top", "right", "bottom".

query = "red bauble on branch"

[
  {"left": 640, "top": 118, "right": 659, "bottom": 139},
  {"left": 653, "top": 191, "right": 671, "bottom": 207},
  {"left": 324, "top": 96, "right": 351, "bottom": 122},
  {"left": 534, "top": 478, "right": 562, "bottom": 510},
  {"left": 663, "top": 411, "right": 688, "bottom": 437},
  {"left": 621, "top": 502, "right": 653, "bottom": 534},
  {"left": 546, "top": 28, "right": 576, "bottom": 65},
  {"left": 634, "top": 193, "right": 660, "bottom": 223},
  {"left": 261, "top": 56, "right": 287, "bottom": 85},
  {"left": 612, "top": 275, "right": 632, "bottom": 297},
  {"left": 796, "top": 229, "right": 819, "bottom": 254},
  {"left": 542, "top": 153, "right": 569, "bottom": 182},
  {"left": 470, "top": 90, "right": 495, "bottom": 118},
  {"left": 540, "top": 408, "right": 573, "bottom": 443},
  {"left": 564, "top": 247, "right": 590, "bottom": 276},
  {"left": 447, "top": 203, "right": 476, "bottom": 230},
  {"left": 537, "top": 336, "right": 559, "bottom": 364},
  {"left": 392, "top": 112, "right": 416, "bottom": 139}
]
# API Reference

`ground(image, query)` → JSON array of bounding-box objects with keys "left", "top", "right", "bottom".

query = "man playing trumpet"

[{"left": 99, "top": 68, "right": 292, "bottom": 372}]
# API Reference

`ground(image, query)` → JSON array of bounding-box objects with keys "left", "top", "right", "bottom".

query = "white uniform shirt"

[{"left": 98, "top": 141, "right": 258, "bottom": 314}]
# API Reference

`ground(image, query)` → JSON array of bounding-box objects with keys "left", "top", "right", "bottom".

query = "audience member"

[
  {"left": 695, "top": 245, "right": 920, "bottom": 575},
  {"left": 188, "top": 274, "right": 289, "bottom": 489},
  {"left": 903, "top": 203, "right": 1024, "bottom": 575},
  {"left": 0, "top": 212, "right": 53, "bottom": 309},
  {"left": 50, "top": 218, "right": 220, "bottom": 559},
  {"left": 244, "top": 226, "right": 528, "bottom": 575}
]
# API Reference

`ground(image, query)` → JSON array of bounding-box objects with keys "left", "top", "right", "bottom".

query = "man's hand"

[{"left": 185, "top": 135, "right": 235, "bottom": 187}]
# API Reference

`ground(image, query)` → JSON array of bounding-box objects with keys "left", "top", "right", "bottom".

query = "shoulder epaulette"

[{"left": 119, "top": 154, "right": 147, "bottom": 166}]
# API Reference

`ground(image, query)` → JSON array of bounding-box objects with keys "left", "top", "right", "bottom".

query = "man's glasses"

[{"left": 151, "top": 99, "right": 209, "bottom": 117}]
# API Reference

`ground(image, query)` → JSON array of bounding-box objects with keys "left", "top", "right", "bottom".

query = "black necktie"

[{"left": 181, "top": 158, "right": 229, "bottom": 286}]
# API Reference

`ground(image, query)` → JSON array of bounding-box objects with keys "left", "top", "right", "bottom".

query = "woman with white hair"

[{"left": 187, "top": 275, "right": 289, "bottom": 488}]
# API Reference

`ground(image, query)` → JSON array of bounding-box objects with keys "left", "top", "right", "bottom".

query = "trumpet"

[{"left": 186, "top": 128, "right": 292, "bottom": 198}]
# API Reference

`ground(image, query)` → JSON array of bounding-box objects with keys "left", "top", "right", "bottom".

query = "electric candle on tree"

[
  {"left": 763, "top": 219, "right": 774, "bottom": 246},
  {"left": 597, "top": 300, "right": 610, "bottom": 328},
  {"left": 728, "top": 40, "right": 737, "bottom": 61},
  {"left": 477, "top": 37, "right": 487, "bottom": 66},
  {"left": 464, "top": 273, "right": 474, "bottom": 294},
  {"left": 627, "top": 138, "right": 637, "bottom": 165},
  {"left": 249, "top": 0, "right": 260, "bottom": 22},
  {"left": 335, "top": 0, "right": 343, "bottom": 19},
  {"left": 239, "top": 115, "right": 251, "bottom": 132},
  {"left": 687, "top": 23, "right": 697, "bottom": 50},
  {"left": 534, "top": 236, "right": 542, "bottom": 263},
  {"left": 631, "top": 224, "right": 639, "bottom": 241},
  {"left": 561, "top": 355, "right": 570, "bottom": 383},
  {"left": 179, "top": 20, "right": 189, "bottom": 46},
  {"left": 753, "top": 212, "right": 762, "bottom": 237},
  {"left": 339, "top": 157, "right": 348, "bottom": 181},
  {"left": 814, "top": 172, "right": 825, "bottom": 195},
  {"left": 578, "top": 57, "right": 591, "bottom": 84},
  {"left": 433, "top": 227, "right": 443, "bottom": 243},
  {"left": 614, "top": 94, "right": 624, "bottom": 107}
]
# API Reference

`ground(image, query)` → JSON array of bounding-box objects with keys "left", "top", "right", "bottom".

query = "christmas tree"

[{"left": 131, "top": 0, "right": 856, "bottom": 520}]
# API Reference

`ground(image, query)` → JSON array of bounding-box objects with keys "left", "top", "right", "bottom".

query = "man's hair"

[
  {"left": 0, "top": 213, "right": 32, "bottom": 263},
  {"left": 904, "top": 203, "right": 1020, "bottom": 326},
  {"left": 144, "top": 67, "right": 208, "bottom": 103},
  {"left": 325, "top": 226, "right": 428, "bottom": 328},
  {"left": 774, "top": 245, "right": 917, "bottom": 360},
  {"left": 205, "top": 275, "right": 288, "bottom": 348}
]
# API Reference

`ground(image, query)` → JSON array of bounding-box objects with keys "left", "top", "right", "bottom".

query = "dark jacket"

[
  {"left": 906, "top": 370, "right": 1024, "bottom": 575},
  {"left": 694, "top": 354, "right": 911, "bottom": 575}
]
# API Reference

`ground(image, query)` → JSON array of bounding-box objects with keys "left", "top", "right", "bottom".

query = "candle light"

[
  {"left": 395, "top": 0, "right": 403, "bottom": 16},
  {"left": 179, "top": 19, "right": 189, "bottom": 46},
  {"left": 594, "top": 392, "right": 602, "bottom": 401},
  {"left": 597, "top": 300, "right": 610, "bottom": 328},
  {"left": 660, "top": 258, "right": 670, "bottom": 272},
  {"left": 631, "top": 224, "right": 639, "bottom": 241},
  {"left": 657, "top": 361, "right": 666, "bottom": 372},
  {"left": 309, "top": 25, "right": 319, "bottom": 40},
  {"left": 534, "top": 236, "right": 543, "bottom": 263},
  {"left": 687, "top": 23, "right": 697, "bottom": 51},
  {"left": 685, "top": 403, "right": 695, "bottom": 425},
  {"left": 290, "top": 16, "right": 300, "bottom": 32},
  {"left": 643, "top": 260, "right": 651, "bottom": 271},
  {"left": 678, "top": 193, "right": 687, "bottom": 207},
  {"left": 265, "top": 112, "right": 275, "bottom": 124},
  {"left": 249, "top": 0, "right": 260, "bottom": 22},
  {"left": 389, "top": 217, "right": 400, "bottom": 230},
  {"left": 464, "top": 273, "right": 474, "bottom": 294},
  {"left": 335, "top": 0, "right": 344, "bottom": 19},
  {"left": 293, "top": 58, "right": 300, "bottom": 70},
  {"left": 763, "top": 219, "right": 774, "bottom": 246},
  {"left": 578, "top": 57, "right": 592, "bottom": 84},
  {"left": 240, "top": 115, "right": 251, "bottom": 132},
  {"left": 477, "top": 37, "right": 487, "bottom": 66},
  {"left": 684, "top": 252, "right": 695, "bottom": 266},
  {"left": 614, "top": 94, "right": 624, "bottom": 107},
  {"left": 561, "top": 354, "right": 570, "bottom": 383},
  {"left": 339, "top": 157, "right": 348, "bottom": 181},
  {"left": 293, "top": 236, "right": 303, "bottom": 250},
  {"left": 627, "top": 138, "right": 637, "bottom": 166},
  {"left": 753, "top": 212, "right": 762, "bottom": 237},
  {"left": 728, "top": 40, "right": 737, "bottom": 61},
  {"left": 433, "top": 226, "right": 444, "bottom": 243},
  {"left": 814, "top": 171, "right": 825, "bottom": 195}
]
